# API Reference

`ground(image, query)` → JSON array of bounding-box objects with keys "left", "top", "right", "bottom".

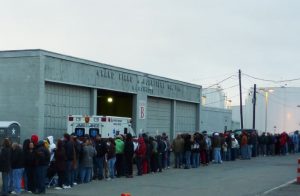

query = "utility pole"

[
  {"left": 239, "top": 69, "right": 244, "bottom": 129},
  {"left": 252, "top": 84, "right": 256, "bottom": 129}
]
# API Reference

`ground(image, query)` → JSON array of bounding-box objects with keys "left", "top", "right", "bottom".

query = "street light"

[{"left": 259, "top": 88, "right": 274, "bottom": 133}]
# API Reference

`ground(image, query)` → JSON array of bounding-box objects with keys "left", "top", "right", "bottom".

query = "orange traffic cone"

[{"left": 121, "top": 193, "right": 131, "bottom": 196}]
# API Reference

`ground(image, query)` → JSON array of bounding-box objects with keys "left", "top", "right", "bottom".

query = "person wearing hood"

[
  {"left": 136, "top": 136, "right": 146, "bottom": 175},
  {"left": 35, "top": 140, "right": 50, "bottom": 194},
  {"left": 115, "top": 135, "right": 124, "bottom": 177},
  {"left": 47, "top": 136, "right": 56, "bottom": 162},
  {"left": 54, "top": 139, "right": 67, "bottom": 189}
]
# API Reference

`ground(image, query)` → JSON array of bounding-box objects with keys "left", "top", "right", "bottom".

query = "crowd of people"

[{"left": 0, "top": 130, "right": 299, "bottom": 195}]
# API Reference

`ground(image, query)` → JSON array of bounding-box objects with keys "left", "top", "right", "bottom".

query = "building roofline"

[{"left": 0, "top": 49, "right": 202, "bottom": 89}]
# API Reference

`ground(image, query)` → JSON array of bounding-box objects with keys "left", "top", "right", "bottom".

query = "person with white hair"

[{"left": 212, "top": 132, "right": 222, "bottom": 164}]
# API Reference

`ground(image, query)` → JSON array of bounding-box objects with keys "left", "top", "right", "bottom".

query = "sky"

[{"left": 1, "top": 0, "right": 300, "bottom": 105}]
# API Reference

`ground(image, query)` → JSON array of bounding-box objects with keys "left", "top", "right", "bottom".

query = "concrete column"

[
  {"left": 90, "top": 88, "right": 97, "bottom": 115},
  {"left": 196, "top": 103, "right": 201, "bottom": 132},
  {"left": 171, "top": 100, "right": 176, "bottom": 141},
  {"left": 132, "top": 93, "right": 148, "bottom": 136}
]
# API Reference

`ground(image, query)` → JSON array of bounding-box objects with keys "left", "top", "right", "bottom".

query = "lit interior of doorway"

[{"left": 97, "top": 89, "right": 133, "bottom": 118}]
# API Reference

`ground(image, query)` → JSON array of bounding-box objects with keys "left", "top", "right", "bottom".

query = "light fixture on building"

[{"left": 107, "top": 97, "right": 113, "bottom": 103}]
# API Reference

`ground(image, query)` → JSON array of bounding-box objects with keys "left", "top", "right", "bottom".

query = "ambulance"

[{"left": 67, "top": 115, "right": 135, "bottom": 138}]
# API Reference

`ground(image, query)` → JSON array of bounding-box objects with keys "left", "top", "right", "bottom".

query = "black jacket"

[
  {"left": 124, "top": 140, "right": 134, "bottom": 158},
  {"left": 95, "top": 140, "right": 107, "bottom": 158},
  {"left": 36, "top": 146, "right": 50, "bottom": 166},
  {"left": 11, "top": 147, "right": 24, "bottom": 169},
  {"left": 24, "top": 150, "right": 36, "bottom": 168},
  {"left": 0, "top": 147, "right": 12, "bottom": 172},
  {"left": 64, "top": 140, "right": 75, "bottom": 161}
]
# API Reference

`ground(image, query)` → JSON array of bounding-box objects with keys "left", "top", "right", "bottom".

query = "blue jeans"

[
  {"left": 108, "top": 157, "right": 116, "bottom": 178},
  {"left": 12, "top": 168, "right": 24, "bottom": 194},
  {"left": 241, "top": 145, "right": 248, "bottom": 159},
  {"left": 174, "top": 152, "right": 182, "bottom": 168},
  {"left": 80, "top": 167, "right": 92, "bottom": 183},
  {"left": 2, "top": 172, "right": 10, "bottom": 195},
  {"left": 248, "top": 145, "right": 253, "bottom": 158},
  {"left": 192, "top": 152, "right": 200, "bottom": 168},
  {"left": 185, "top": 151, "right": 191, "bottom": 168},
  {"left": 214, "top": 148, "right": 222, "bottom": 163},
  {"left": 36, "top": 166, "right": 47, "bottom": 193},
  {"left": 94, "top": 157, "right": 104, "bottom": 179}
]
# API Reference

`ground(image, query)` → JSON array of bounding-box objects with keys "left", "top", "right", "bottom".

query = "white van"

[{"left": 67, "top": 115, "right": 135, "bottom": 138}]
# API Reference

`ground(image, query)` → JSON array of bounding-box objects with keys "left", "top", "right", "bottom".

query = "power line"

[
  {"left": 190, "top": 71, "right": 237, "bottom": 82},
  {"left": 204, "top": 92, "right": 248, "bottom": 106},
  {"left": 204, "top": 74, "right": 237, "bottom": 89},
  {"left": 202, "top": 84, "right": 239, "bottom": 95},
  {"left": 242, "top": 73, "right": 300, "bottom": 84}
]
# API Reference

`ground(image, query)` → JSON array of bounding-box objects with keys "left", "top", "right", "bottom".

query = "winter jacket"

[
  {"left": 0, "top": 147, "right": 12, "bottom": 172},
  {"left": 172, "top": 137, "right": 184, "bottom": 153},
  {"left": 136, "top": 137, "right": 146, "bottom": 158},
  {"left": 64, "top": 140, "right": 75, "bottom": 161},
  {"left": 24, "top": 150, "right": 36, "bottom": 168},
  {"left": 11, "top": 147, "right": 24, "bottom": 169},
  {"left": 95, "top": 140, "right": 107, "bottom": 158},
  {"left": 124, "top": 140, "right": 134, "bottom": 158},
  {"left": 212, "top": 136, "right": 221, "bottom": 148},
  {"left": 80, "top": 145, "right": 96, "bottom": 168},
  {"left": 54, "top": 148, "right": 67, "bottom": 172},
  {"left": 115, "top": 138, "right": 125, "bottom": 154},
  {"left": 107, "top": 143, "right": 116, "bottom": 160},
  {"left": 36, "top": 145, "right": 50, "bottom": 166},
  {"left": 241, "top": 135, "right": 248, "bottom": 146}
]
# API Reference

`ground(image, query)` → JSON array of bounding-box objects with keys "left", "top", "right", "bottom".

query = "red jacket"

[{"left": 136, "top": 137, "right": 146, "bottom": 158}]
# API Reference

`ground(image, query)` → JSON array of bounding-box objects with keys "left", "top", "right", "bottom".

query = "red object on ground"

[{"left": 121, "top": 193, "right": 131, "bottom": 196}]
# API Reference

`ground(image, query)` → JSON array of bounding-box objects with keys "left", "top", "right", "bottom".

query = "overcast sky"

[{"left": 1, "top": 0, "right": 300, "bottom": 105}]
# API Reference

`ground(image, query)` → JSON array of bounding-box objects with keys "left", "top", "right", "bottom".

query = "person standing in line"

[
  {"left": 231, "top": 134, "right": 239, "bottom": 161},
  {"left": 191, "top": 134, "right": 200, "bottom": 168},
  {"left": 80, "top": 139, "right": 96, "bottom": 183},
  {"left": 54, "top": 139, "right": 67, "bottom": 190},
  {"left": 0, "top": 138, "right": 12, "bottom": 196},
  {"left": 124, "top": 133, "right": 134, "bottom": 178},
  {"left": 136, "top": 136, "right": 146, "bottom": 176},
  {"left": 115, "top": 135, "right": 124, "bottom": 178},
  {"left": 183, "top": 134, "right": 192, "bottom": 169},
  {"left": 24, "top": 141, "right": 36, "bottom": 193},
  {"left": 35, "top": 140, "right": 50, "bottom": 194},
  {"left": 172, "top": 134, "right": 184, "bottom": 168},
  {"left": 106, "top": 138, "right": 116, "bottom": 180},
  {"left": 94, "top": 134, "right": 107, "bottom": 180},
  {"left": 11, "top": 143, "right": 24, "bottom": 195},
  {"left": 212, "top": 133, "right": 222, "bottom": 164},
  {"left": 63, "top": 134, "right": 76, "bottom": 188},
  {"left": 240, "top": 132, "right": 249, "bottom": 160}
]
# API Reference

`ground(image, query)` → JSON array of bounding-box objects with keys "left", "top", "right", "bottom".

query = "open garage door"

[
  {"left": 146, "top": 97, "right": 171, "bottom": 136},
  {"left": 44, "top": 82, "right": 91, "bottom": 139},
  {"left": 175, "top": 101, "right": 197, "bottom": 134}
]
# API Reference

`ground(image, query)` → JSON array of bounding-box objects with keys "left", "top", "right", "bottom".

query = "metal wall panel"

[
  {"left": 175, "top": 101, "right": 197, "bottom": 133},
  {"left": 146, "top": 97, "right": 171, "bottom": 136},
  {"left": 44, "top": 82, "right": 91, "bottom": 139}
]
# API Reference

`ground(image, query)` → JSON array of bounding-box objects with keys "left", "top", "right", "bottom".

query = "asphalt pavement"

[{"left": 20, "top": 154, "right": 299, "bottom": 196}]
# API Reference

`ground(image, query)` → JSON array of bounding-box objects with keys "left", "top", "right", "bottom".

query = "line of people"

[{"left": 1, "top": 130, "right": 299, "bottom": 195}]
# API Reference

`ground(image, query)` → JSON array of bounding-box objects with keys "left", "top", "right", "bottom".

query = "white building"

[{"left": 243, "top": 87, "right": 300, "bottom": 134}]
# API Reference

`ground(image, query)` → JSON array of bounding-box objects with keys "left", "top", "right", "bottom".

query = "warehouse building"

[{"left": 0, "top": 49, "right": 201, "bottom": 140}]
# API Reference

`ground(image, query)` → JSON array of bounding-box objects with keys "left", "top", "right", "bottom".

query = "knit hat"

[{"left": 31, "top": 134, "right": 39, "bottom": 145}]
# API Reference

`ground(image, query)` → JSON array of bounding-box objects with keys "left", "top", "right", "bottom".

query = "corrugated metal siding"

[
  {"left": 146, "top": 97, "right": 171, "bottom": 135},
  {"left": 44, "top": 82, "right": 91, "bottom": 139},
  {"left": 175, "top": 101, "right": 197, "bottom": 133}
]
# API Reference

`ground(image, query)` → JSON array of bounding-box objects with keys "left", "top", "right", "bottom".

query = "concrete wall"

[
  {"left": 0, "top": 52, "right": 45, "bottom": 140},
  {"left": 200, "top": 106, "right": 232, "bottom": 132}
]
